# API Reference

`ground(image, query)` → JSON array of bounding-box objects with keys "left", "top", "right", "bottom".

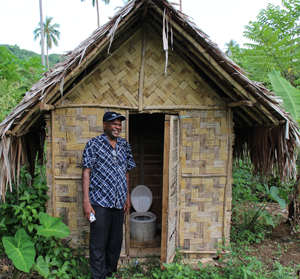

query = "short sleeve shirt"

[{"left": 82, "top": 133, "right": 136, "bottom": 209}]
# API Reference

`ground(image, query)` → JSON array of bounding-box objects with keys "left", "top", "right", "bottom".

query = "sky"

[{"left": 0, "top": 0, "right": 283, "bottom": 55}]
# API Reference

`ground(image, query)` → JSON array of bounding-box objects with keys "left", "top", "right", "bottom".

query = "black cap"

[{"left": 103, "top": 111, "right": 126, "bottom": 122}]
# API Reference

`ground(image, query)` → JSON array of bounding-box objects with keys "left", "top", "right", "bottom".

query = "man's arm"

[
  {"left": 82, "top": 168, "right": 95, "bottom": 220},
  {"left": 124, "top": 171, "right": 131, "bottom": 215}
]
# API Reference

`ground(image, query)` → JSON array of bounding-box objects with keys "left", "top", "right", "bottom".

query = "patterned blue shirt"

[{"left": 82, "top": 133, "right": 136, "bottom": 209}]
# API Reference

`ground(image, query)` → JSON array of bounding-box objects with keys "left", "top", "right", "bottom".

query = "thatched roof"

[{"left": 0, "top": 0, "right": 299, "bottom": 199}]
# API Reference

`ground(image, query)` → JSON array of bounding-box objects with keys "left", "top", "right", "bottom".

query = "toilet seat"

[
  {"left": 130, "top": 212, "right": 156, "bottom": 223},
  {"left": 130, "top": 185, "right": 157, "bottom": 223}
]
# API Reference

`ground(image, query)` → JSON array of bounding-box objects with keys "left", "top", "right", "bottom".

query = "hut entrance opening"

[
  {"left": 129, "top": 113, "right": 165, "bottom": 256},
  {"left": 128, "top": 113, "right": 180, "bottom": 263}
]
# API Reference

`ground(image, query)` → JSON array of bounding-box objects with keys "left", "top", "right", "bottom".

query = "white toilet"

[{"left": 130, "top": 185, "right": 157, "bottom": 242}]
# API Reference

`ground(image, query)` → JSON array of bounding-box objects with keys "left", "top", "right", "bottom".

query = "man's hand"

[
  {"left": 124, "top": 193, "right": 131, "bottom": 215},
  {"left": 82, "top": 168, "right": 94, "bottom": 220},
  {"left": 83, "top": 200, "right": 95, "bottom": 220}
]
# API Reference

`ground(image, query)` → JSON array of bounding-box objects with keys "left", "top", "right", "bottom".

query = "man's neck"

[{"left": 105, "top": 133, "right": 117, "bottom": 149}]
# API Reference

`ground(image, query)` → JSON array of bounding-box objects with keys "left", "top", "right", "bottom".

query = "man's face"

[{"left": 103, "top": 119, "right": 122, "bottom": 140}]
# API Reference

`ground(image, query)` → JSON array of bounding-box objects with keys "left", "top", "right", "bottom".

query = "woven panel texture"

[
  {"left": 179, "top": 110, "right": 233, "bottom": 251},
  {"left": 48, "top": 108, "right": 126, "bottom": 246}
]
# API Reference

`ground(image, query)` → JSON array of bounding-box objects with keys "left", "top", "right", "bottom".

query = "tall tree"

[
  {"left": 39, "top": 0, "right": 45, "bottom": 66},
  {"left": 231, "top": 0, "right": 300, "bottom": 87},
  {"left": 33, "top": 16, "right": 60, "bottom": 71},
  {"left": 81, "top": 0, "right": 110, "bottom": 28}
]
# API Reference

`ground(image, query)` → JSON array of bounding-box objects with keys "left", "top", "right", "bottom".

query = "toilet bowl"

[{"left": 130, "top": 185, "right": 157, "bottom": 242}]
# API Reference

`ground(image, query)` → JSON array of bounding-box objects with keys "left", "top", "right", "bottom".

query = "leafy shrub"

[
  {"left": 231, "top": 158, "right": 291, "bottom": 245},
  {"left": 0, "top": 165, "right": 91, "bottom": 278},
  {"left": 232, "top": 158, "right": 266, "bottom": 200},
  {"left": 0, "top": 164, "right": 49, "bottom": 239}
]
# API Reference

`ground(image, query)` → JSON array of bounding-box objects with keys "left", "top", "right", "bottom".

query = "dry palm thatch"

[
  {"left": 0, "top": 0, "right": 299, "bottom": 201},
  {"left": 233, "top": 122, "right": 299, "bottom": 181}
]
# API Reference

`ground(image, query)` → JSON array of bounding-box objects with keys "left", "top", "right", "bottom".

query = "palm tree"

[
  {"left": 81, "top": 0, "right": 110, "bottom": 28},
  {"left": 34, "top": 16, "right": 60, "bottom": 70},
  {"left": 224, "top": 39, "right": 239, "bottom": 57}
]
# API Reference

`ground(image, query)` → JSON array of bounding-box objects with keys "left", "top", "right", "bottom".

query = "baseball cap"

[{"left": 103, "top": 111, "right": 126, "bottom": 122}]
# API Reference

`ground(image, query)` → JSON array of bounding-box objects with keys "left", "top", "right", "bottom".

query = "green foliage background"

[
  {"left": 226, "top": 0, "right": 300, "bottom": 91},
  {"left": 0, "top": 45, "right": 63, "bottom": 124},
  {"left": 1, "top": 44, "right": 62, "bottom": 69}
]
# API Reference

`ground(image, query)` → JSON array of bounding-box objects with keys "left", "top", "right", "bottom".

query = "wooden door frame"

[
  {"left": 161, "top": 115, "right": 170, "bottom": 264},
  {"left": 125, "top": 110, "right": 131, "bottom": 260},
  {"left": 161, "top": 114, "right": 180, "bottom": 265}
]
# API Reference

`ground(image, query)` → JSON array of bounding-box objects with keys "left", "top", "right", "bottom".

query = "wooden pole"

[
  {"left": 55, "top": 104, "right": 138, "bottom": 110},
  {"left": 222, "top": 109, "right": 232, "bottom": 243},
  {"left": 51, "top": 110, "right": 56, "bottom": 217},
  {"left": 138, "top": 22, "right": 147, "bottom": 111},
  {"left": 144, "top": 105, "right": 227, "bottom": 110},
  {"left": 125, "top": 110, "right": 131, "bottom": 260},
  {"left": 40, "top": 104, "right": 55, "bottom": 111},
  {"left": 182, "top": 173, "right": 227, "bottom": 178},
  {"left": 55, "top": 175, "right": 81, "bottom": 180},
  {"left": 179, "top": 250, "right": 229, "bottom": 254},
  {"left": 227, "top": 100, "right": 254, "bottom": 108}
]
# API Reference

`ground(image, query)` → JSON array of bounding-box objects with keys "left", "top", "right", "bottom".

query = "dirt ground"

[
  {"left": 243, "top": 203, "right": 300, "bottom": 271},
  {"left": 248, "top": 222, "right": 300, "bottom": 268}
]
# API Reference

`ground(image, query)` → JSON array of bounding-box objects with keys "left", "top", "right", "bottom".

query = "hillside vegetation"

[{"left": 0, "top": 44, "right": 63, "bottom": 69}]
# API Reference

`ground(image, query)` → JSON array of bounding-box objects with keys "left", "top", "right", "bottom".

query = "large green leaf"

[
  {"left": 37, "top": 212, "right": 70, "bottom": 238},
  {"left": 2, "top": 229, "right": 35, "bottom": 273},
  {"left": 268, "top": 186, "right": 286, "bottom": 208},
  {"left": 34, "top": 255, "right": 50, "bottom": 278},
  {"left": 268, "top": 69, "right": 300, "bottom": 121}
]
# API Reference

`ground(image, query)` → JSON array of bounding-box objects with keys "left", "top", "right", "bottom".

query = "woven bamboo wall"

[
  {"left": 179, "top": 110, "right": 233, "bottom": 257},
  {"left": 64, "top": 30, "right": 142, "bottom": 106},
  {"left": 46, "top": 107, "right": 127, "bottom": 253},
  {"left": 62, "top": 25, "right": 219, "bottom": 108},
  {"left": 143, "top": 25, "right": 220, "bottom": 107}
]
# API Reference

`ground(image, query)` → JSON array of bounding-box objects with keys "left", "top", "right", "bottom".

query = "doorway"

[{"left": 129, "top": 113, "right": 165, "bottom": 256}]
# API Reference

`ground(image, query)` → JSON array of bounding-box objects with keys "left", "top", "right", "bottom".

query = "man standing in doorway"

[{"left": 82, "top": 111, "right": 136, "bottom": 279}]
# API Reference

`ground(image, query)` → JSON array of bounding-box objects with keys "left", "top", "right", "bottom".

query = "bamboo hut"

[{"left": 1, "top": 0, "right": 299, "bottom": 264}]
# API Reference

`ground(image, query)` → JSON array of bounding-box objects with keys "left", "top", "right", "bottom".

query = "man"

[{"left": 82, "top": 111, "right": 136, "bottom": 279}]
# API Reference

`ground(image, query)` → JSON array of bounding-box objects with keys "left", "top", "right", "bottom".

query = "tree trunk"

[
  {"left": 47, "top": 47, "right": 49, "bottom": 70},
  {"left": 39, "top": 0, "right": 45, "bottom": 66},
  {"left": 96, "top": 0, "right": 100, "bottom": 28},
  {"left": 288, "top": 176, "right": 300, "bottom": 232}
]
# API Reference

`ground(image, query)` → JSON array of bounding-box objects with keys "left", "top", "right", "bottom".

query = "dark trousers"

[{"left": 90, "top": 206, "right": 124, "bottom": 279}]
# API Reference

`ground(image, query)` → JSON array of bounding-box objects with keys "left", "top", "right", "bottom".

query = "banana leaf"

[{"left": 268, "top": 69, "right": 300, "bottom": 121}]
